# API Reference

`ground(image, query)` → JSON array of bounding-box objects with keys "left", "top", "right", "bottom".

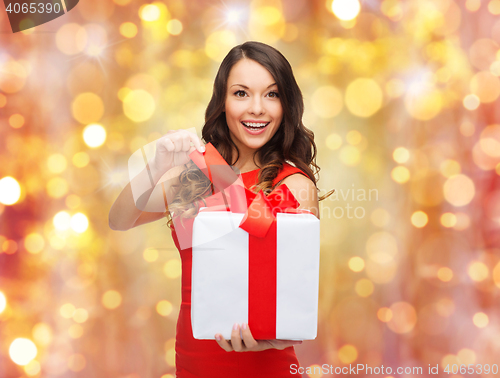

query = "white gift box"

[{"left": 191, "top": 210, "right": 320, "bottom": 340}]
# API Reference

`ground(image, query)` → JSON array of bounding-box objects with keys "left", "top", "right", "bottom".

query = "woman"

[{"left": 110, "top": 41, "right": 328, "bottom": 377}]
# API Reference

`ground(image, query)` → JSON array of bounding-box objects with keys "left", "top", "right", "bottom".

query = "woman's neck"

[{"left": 231, "top": 145, "right": 260, "bottom": 173}]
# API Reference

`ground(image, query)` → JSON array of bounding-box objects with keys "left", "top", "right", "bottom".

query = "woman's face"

[{"left": 224, "top": 58, "right": 283, "bottom": 155}]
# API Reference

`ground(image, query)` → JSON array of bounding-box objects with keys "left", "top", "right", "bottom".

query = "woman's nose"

[{"left": 249, "top": 96, "right": 265, "bottom": 115}]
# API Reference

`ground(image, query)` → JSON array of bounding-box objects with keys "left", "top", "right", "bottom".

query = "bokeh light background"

[{"left": 1, "top": 0, "right": 500, "bottom": 377}]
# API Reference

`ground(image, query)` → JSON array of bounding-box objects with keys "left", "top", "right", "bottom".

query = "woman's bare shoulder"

[{"left": 280, "top": 174, "right": 319, "bottom": 218}]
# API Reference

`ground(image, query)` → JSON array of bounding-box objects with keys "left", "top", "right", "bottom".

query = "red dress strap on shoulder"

[{"left": 272, "top": 163, "right": 309, "bottom": 188}]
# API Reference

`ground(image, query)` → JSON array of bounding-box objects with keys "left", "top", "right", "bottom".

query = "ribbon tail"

[{"left": 190, "top": 143, "right": 248, "bottom": 212}]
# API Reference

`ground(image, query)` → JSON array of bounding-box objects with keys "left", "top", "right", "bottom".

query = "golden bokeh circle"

[
  {"left": 123, "top": 90, "right": 156, "bottom": 123},
  {"left": 387, "top": 302, "right": 417, "bottom": 334},
  {"left": 443, "top": 174, "right": 475, "bottom": 207},
  {"left": 72, "top": 93, "right": 105, "bottom": 124},
  {"left": 345, "top": 78, "right": 383, "bottom": 118},
  {"left": 470, "top": 71, "right": 500, "bottom": 103},
  {"left": 0, "top": 60, "right": 28, "bottom": 93},
  {"left": 311, "top": 86, "right": 343, "bottom": 118},
  {"left": 405, "top": 88, "right": 443, "bottom": 121},
  {"left": 55, "top": 23, "right": 87, "bottom": 55}
]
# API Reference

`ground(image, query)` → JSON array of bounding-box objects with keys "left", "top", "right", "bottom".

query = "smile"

[{"left": 241, "top": 122, "right": 271, "bottom": 135}]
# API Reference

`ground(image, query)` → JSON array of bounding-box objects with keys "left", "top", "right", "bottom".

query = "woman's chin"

[
  {"left": 230, "top": 128, "right": 276, "bottom": 152},
  {"left": 240, "top": 137, "right": 269, "bottom": 151}
]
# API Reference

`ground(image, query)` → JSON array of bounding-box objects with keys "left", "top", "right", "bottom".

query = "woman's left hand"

[{"left": 215, "top": 323, "right": 302, "bottom": 352}]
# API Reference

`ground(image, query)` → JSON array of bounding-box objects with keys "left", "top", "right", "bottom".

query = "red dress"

[{"left": 170, "top": 163, "right": 308, "bottom": 378}]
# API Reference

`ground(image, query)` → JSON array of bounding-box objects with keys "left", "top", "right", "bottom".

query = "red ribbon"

[
  {"left": 190, "top": 144, "right": 247, "bottom": 212},
  {"left": 239, "top": 186, "right": 301, "bottom": 339},
  {"left": 239, "top": 185, "right": 301, "bottom": 238},
  {"left": 248, "top": 222, "right": 277, "bottom": 339},
  {"left": 190, "top": 144, "right": 305, "bottom": 339},
  {"left": 190, "top": 143, "right": 237, "bottom": 189}
]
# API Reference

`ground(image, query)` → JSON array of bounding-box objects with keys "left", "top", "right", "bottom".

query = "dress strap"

[{"left": 272, "top": 163, "right": 309, "bottom": 188}]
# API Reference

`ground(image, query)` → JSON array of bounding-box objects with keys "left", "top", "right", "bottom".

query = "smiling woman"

[
  {"left": 224, "top": 59, "right": 283, "bottom": 156},
  {"left": 109, "top": 41, "right": 333, "bottom": 377}
]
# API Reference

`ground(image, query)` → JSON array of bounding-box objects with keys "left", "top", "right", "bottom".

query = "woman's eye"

[{"left": 233, "top": 90, "right": 279, "bottom": 98}]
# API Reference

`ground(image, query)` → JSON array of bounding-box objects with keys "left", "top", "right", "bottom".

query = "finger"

[
  {"left": 240, "top": 323, "right": 258, "bottom": 350},
  {"left": 187, "top": 146, "right": 197, "bottom": 155},
  {"left": 173, "top": 137, "right": 183, "bottom": 152},
  {"left": 276, "top": 339, "right": 303, "bottom": 344},
  {"left": 215, "top": 334, "right": 233, "bottom": 352},
  {"left": 230, "top": 323, "right": 244, "bottom": 352},
  {"left": 187, "top": 132, "right": 205, "bottom": 153},
  {"left": 271, "top": 340, "right": 303, "bottom": 350},
  {"left": 284, "top": 340, "right": 303, "bottom": 347},
  {"left": 182, "top": 135, "right": 191, "bottom": 152},
  {"left": 163, "top": 138, "right": 175, "bottom": 152}
]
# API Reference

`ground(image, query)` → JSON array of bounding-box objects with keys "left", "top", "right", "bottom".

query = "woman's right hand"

[
  {"left": 215, "top": 323, "right": 302, "bottom": 353},
  {"left": 149, "top": 130, "right": 205, "bottom": 181}
]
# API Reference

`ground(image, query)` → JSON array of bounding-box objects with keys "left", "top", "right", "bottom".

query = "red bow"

[
  {"left": 189, "top": 144, "right": 303, "bottom": 238},
  {"left": 239, "top": 185, "right": 301, "bottom": 238}
]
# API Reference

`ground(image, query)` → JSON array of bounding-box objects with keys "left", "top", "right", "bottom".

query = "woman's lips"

[{"left": 241, "top": 121, "right": 270, "bottom": 135}]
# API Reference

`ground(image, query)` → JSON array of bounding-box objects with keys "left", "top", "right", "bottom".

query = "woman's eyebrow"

[{"left": 230, "top": 83, "right": 277, "bottom": 89}]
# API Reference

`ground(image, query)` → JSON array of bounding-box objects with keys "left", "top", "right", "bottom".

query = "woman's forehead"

[{"left": 227, "top": 59, "right": 276, "bottom": 88}]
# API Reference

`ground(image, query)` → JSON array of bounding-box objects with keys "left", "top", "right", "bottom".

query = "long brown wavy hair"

[{"left": 166, "top": 41, "right": 332, "bottom": 225}]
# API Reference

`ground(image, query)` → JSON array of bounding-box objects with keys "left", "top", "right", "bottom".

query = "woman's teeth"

[{"left": 242, "top": 122, "right": 269, "bottom": 130}]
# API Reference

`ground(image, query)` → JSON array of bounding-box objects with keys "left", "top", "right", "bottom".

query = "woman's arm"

[
  {"left": 109, "top": 130, "right": 205, "bottom": 231},
  {"left": 108, "top": 164, "right": 183, "bottom": 231}
]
